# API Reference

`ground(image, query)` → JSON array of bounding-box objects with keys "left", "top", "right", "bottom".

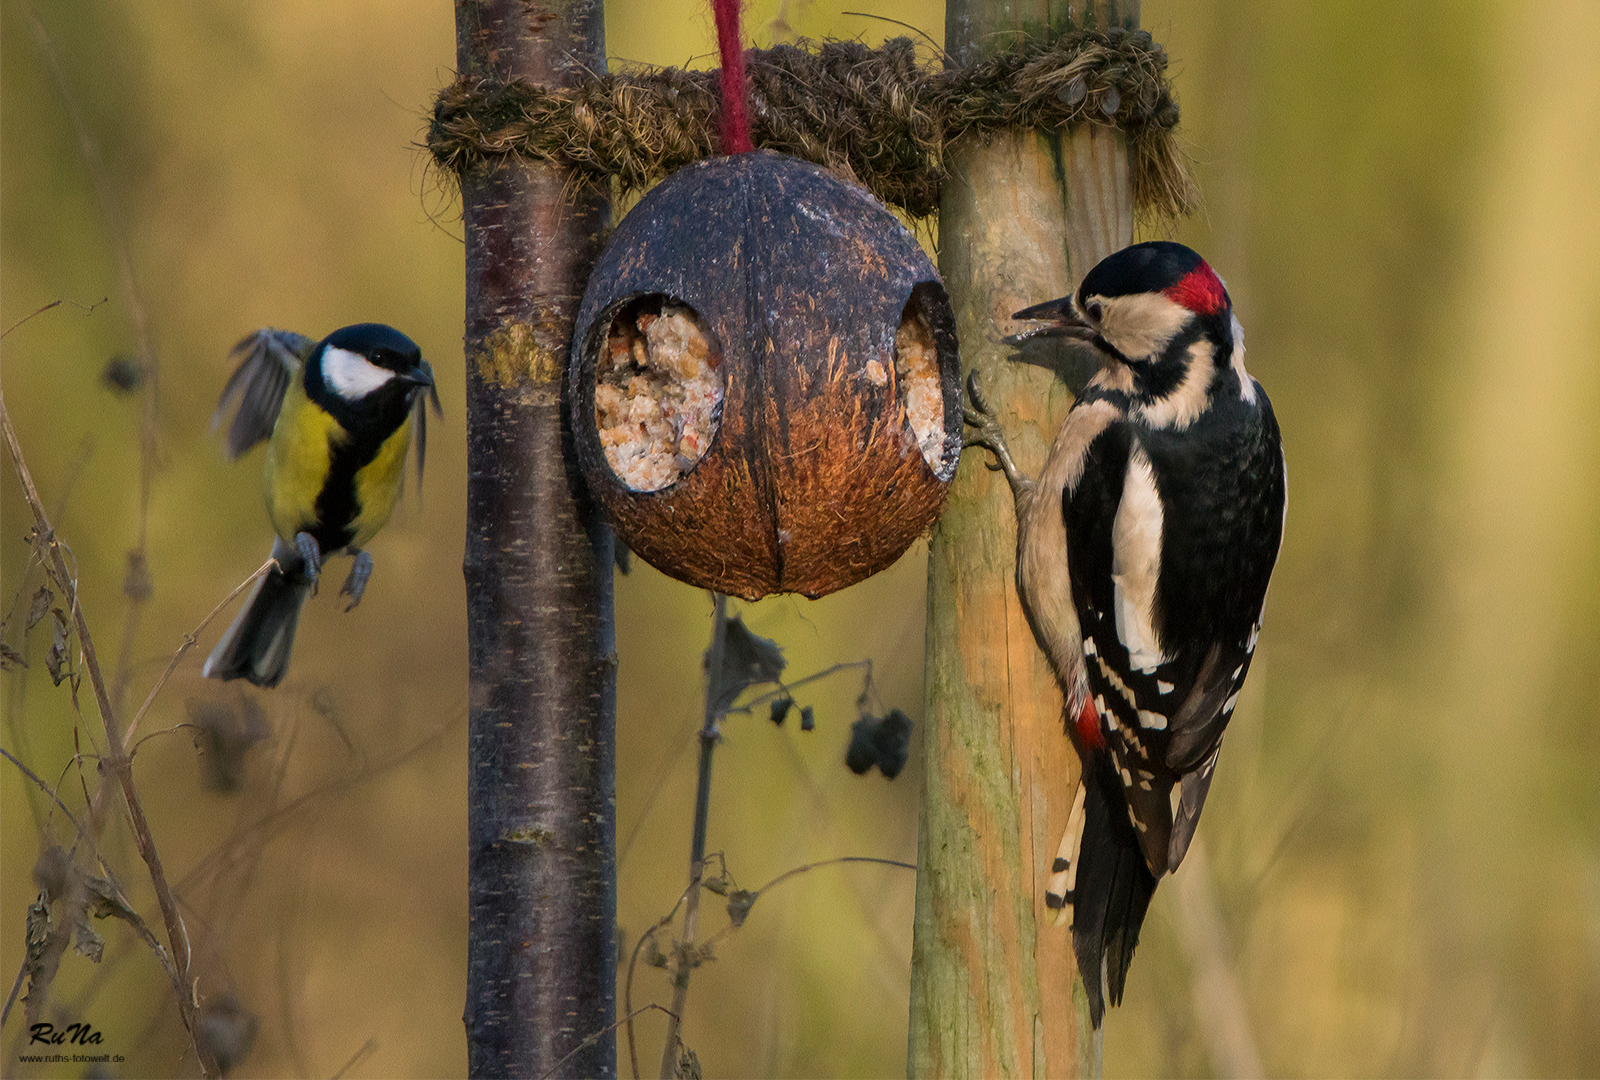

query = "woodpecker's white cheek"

[
  {"left": 1101, "top": 291, "right": 1191, "bottom": 359},
  {"left": 323, "top": 346, "right": 397, "bottom": 401},
  {"left": 1111, "top": 445, "right": 1167, "bottom": 672}
]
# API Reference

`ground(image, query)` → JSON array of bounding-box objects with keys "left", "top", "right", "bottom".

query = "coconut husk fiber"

[{"left": 429, "top": 29, "right": 1197, "bottom": 221}]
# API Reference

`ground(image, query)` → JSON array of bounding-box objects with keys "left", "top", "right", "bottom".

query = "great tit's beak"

[
  {"left": 1005, "top": 298, "right": 1094, "bottom": 346},
  {"left": 406, "top": 359, "right": 444, "bottom": 417}
]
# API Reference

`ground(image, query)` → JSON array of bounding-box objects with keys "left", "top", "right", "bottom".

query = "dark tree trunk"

[{"left": 455, "top": 2, "right": 616, "bottom": 1077}]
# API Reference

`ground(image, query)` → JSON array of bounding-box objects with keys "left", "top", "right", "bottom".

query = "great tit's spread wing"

[{"left": 212, "top": 329, "right": 315, "bottom": 458}]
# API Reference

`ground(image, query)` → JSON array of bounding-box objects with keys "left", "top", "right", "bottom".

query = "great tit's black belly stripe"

[{"left": 310, "top": 427, "right": 393, "bottom": 553}]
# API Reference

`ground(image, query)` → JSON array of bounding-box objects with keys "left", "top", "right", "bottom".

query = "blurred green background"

[{"left": 3, "top": 0, "right": 1597, "bottom": 1077}]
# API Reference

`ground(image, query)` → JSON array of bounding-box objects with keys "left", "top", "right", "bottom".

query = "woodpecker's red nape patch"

[
  {"left": 1076, "top": 697, "right": 1104, "bottom": 750},
  {"left": 1163, "top": 262, "right": 1228, "bottom": 315}
]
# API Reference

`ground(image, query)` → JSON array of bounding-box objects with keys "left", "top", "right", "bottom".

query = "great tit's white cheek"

[{"left": 323, "top": 346, "right": 397, "bottom": 400}]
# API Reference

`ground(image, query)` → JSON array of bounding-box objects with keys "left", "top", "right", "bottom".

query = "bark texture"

[
  {"left": 457, "top": 2, "right": 616, "bottom": 1076},
  {"left": 908, "top": 2, "right": 1138, "bottom": 1077}
]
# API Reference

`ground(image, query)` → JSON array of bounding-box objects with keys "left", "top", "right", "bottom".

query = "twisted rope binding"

[{"left": 429, "top": 30, "right": 1197, "bottom": 220}]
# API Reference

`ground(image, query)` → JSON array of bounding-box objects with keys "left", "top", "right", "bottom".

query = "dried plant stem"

[
  {"left": 657, "top": 592, "right": 728, "bottom": 1079},
  {"left": 26, "top": 5, "right": 162, "bottom": 711},
  {"left": 0, "top": 746, "right": 83, "bottom": 830},
  {"left": 0, "top": 390, "right": 216, "bottom": 1077},
  {"left": 747, "top": 854, "right": 916, "bottom": 896},
  {"left": 624, "top": 879, "right": 699, "bottom": 1080},
  {"left": 120, "top": 555, "right": 276, "bottom": 749},
  {"left": 550, "top": 1006, "right": 678, "bottom": 1080}
]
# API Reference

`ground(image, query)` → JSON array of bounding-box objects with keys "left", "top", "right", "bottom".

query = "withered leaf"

[
  {"left": 674, "top": 1044, "right": 702, "bottom": 1080},
  {"left": 73, "top": 918, "right": 104, "bottom": 963},
  {"left": 84, "top": 875, "right": 142, "bottom": 926},
  {"left": 0, "top": 642, "right": 24, "bottom": 670},
  {"left": 707, "top": 614, "right": 785, "bottom": 714},
  {"left": 27, "top": 586, "right": 52, "bottom": 629},
  {"left": 726, "top": 889, "right": 756, "bottom": 928},
  {"left": 45, "top": 609, "right": 70, "bottom": 686}
]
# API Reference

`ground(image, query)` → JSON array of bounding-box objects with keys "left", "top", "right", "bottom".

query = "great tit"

[{"left": 203, "top": 323, "right": 441, "bottom": 687}]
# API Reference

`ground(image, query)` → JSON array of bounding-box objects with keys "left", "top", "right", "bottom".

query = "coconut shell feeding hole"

[
  {"left": 571, "top": 151, "right": 960, "bottom": 601},
  {"left": 890, "top": 301, "right": 944, "bottom": 470},
  {"left": 595, "top": 298, "right": 724, "bottom": 492}
]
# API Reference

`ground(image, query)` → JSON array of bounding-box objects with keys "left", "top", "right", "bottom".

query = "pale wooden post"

[{"left": 908, "top": 3, "right": 1137, "bottom": 1077}]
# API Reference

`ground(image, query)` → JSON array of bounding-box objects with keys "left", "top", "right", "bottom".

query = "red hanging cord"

[{"left": 711, "top": 0, "right": 754, "bottom": 153}]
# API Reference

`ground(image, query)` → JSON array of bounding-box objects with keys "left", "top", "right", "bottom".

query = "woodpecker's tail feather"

[
  {"left": 1067, "top": 759, "right": 1159, "bottom": 1029},
  {"left": 203, "top": 538, "right": 312, "bottom": 688}
]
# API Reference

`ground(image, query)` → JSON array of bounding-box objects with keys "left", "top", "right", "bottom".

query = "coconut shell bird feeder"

[
  {"left": 568, "top": 0, "right": 961, "bottom": 601},
  {"left": 571, "top": 151, "right": 959, "bottom": 600}
]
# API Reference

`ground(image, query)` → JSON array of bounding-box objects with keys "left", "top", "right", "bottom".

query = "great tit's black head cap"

[
  {"left": 324, "top": 323, "right": 422, "bottom": 372},
  {"left": 1079, "top": 241, "right": 1229, "bottom": 316}
]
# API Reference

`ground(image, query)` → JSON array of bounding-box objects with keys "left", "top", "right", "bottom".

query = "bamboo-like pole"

[
  {"left": 455, "top": 1, "right": 617, "bottom": 1076},
  {"left": 908, "top": 3, "right": 1137, "bottom": 1077}
]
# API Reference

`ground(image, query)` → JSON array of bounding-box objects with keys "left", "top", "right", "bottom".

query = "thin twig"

[
  {"left": 0, "top": 390, "right": 215, "bottom": 1077},
  {"left": 751, "top": 854, "right": 916, "bottom": 897},
  {"left": 120, "top": 556, "right": 276, "bottom": 750},
  {"left": 722, "top": 659, "right": 873, "bottom": 715},
  {"left": 128, "top": 722, "right": 203, "bottom": 758},
  {"left": 547, "top": 1005, "right": 678, "bottom": 1080},
  {"left": 329, "top": 1036, "right": 379, "bottom": 1079},
  {"left": 624, "top": 864, "right": 724, "bottom": 1080},
  {"left": 838, "top": 11, "right": 954, "bottom": 64},
  {"left": 27, "top": 5, "right": 162, "bottom": 713},
  {"left": 0, "top": 746, "right": 83, "bottom": 831},
  {"left": 0, "top": 298, "right": 105, "bottom": 340},
  {"left": 657, "top": 592, "right": 727, "bottom": 1079}
]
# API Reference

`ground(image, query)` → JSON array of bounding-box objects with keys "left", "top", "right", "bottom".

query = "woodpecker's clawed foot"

[
  {"left": 961, "top": 370, "right": 1026, "bottom": 494},
  {"left": 340, "top": 550, "right": 373, "bottom": 611},
  {"left": 294, "top": 532, "right": 323, "bottom": 594}
]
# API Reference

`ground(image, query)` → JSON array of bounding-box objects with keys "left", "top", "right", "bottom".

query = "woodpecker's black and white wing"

[
  {"left": 1068, "top": 391, "right": 1285, "bottom": 878},
  {"left": 211, "top": 328, "right": 316, "bottom": 459}
]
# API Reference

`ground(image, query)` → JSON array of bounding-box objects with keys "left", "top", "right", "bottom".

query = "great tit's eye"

[{"left": 1084, "top": 299, "right": 1104, "bottom": 323}]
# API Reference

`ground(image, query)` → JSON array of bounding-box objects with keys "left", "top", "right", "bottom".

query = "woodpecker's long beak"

[{"left": 1006, "top": 298, "right": 1094, "bottom": 345}]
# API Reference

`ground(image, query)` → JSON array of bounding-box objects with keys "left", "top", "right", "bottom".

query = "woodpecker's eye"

[{"left": 1084, "top": 300, "right": 1104, "bottom": 323}]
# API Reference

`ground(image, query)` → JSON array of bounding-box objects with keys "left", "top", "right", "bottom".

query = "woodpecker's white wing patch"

[
  {"left": 323, "top": 345, "right": 397, "bottom": 400},
  {"left": 1111, "top": 445, "right": 1166, "bottom": 672}
]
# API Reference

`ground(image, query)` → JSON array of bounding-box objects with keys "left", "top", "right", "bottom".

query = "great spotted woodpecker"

[{"left": 964, "top": 240, "right": 1286, "bottom": 1028}]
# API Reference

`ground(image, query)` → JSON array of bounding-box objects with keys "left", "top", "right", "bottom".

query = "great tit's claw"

[
  {"left": 294, "top": 532, "right": 323, "bottom": 594},
  {"left": 341, "top": 550, "right": 373, "bottom": 611}
]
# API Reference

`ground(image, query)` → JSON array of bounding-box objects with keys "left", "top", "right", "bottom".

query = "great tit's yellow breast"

[
  {"left": 264, "top": 380, "right": 345, "bottom": 542},
  {"left": 347, "top": 418, "right": 413, "bottom": 549}
]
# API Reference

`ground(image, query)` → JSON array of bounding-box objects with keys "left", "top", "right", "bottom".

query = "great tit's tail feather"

[{"left": 203, "top": 539, "right": 311, "bottom": 688}]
